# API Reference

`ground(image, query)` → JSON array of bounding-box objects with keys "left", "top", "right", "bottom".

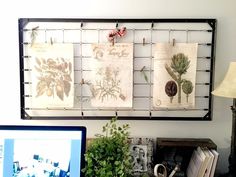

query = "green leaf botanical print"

[
  {"left": 154, "top": 43, "right": 198, "bottom": 108},
  {"left": 165, "top": 53, "right": 191, "bottom": 103},
  {"left": 182, "top": 80, "right": 193, "bottom": 103},
  {"left": 35, "top": 57, "right": 72, "bottom": 101}
]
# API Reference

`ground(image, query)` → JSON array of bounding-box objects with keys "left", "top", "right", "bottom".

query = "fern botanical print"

[
  {"left": 29, "top": 44, "right": 74, "bottom": 108},
  {"left": 153, "top": 43, "right": 198, "bottom": 108},
  {"left": 90, "top": 43, "right": 133, "bottom": 108}
]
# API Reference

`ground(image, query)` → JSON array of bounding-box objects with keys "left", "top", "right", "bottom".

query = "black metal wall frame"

[{"left": 19, "top": 18, "right": 216, "bottom": 120}]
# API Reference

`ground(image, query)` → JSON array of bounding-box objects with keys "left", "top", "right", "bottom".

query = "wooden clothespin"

[
  {"left": 50, "top": 37, "right": 53, "bottom": 45},
  {"left": 32, "top": 26, "right": 39, "bottom": 31},
  {"left": 151, "top": 22, "right": 154, "bottom": 29},
  {"left": 140, "top": 66, "right": 145, "bottom": 72},
  {"left": 80, "top": 78, "right": 85, "bottom": 85},
  {"left": 112, "top": 39, "right": 115, "bottom": 46},
  {"left": 172, "top": 38, "right": 175, "bottom": 46}
]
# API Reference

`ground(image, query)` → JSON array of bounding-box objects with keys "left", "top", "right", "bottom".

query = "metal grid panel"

[{"left": 19, "top": 18, "right": 216, "bottom": 120}]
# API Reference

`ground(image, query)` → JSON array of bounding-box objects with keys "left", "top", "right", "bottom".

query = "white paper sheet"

[
  {"left": 90, "top": 43, "right": 133, "bottom": 108},
  {"left": 29, "top": 43, "right": 74, "bottom": 108},
  {"left": 153, "top": 43, "right": 198, "bottom": 108}
]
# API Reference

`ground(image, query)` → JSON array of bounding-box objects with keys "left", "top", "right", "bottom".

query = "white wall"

[{"left": 0, "top": 0, "right": 236, "bottom": 174}]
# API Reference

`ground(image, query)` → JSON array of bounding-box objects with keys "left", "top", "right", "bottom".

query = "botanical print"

[
  {"left": 153, "top": 43, "right": 198, "bottom": 108},
  {"left": 34, "top": 58, "right": 72, "bottom": 101},
  {"left": 29, "top": 43, "right": 74, "bottom": 108},
  {"left": 90, "top": 43, "right": 133, "bottom": 108}
]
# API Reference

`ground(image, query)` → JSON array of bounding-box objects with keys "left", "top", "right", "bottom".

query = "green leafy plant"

[
  {"left": 182, "top": 80, "right": 193, "bottom": 103},
  {"left": 165, "top": 53, "right": 190, "bottom": 103},
  {"left": 83, "top": 117, "right": 132, "bottom": 177}
]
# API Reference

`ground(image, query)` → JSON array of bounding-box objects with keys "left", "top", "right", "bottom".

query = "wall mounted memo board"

[{"left": 19, "top": 18, "right": 216, "bottom": 120}]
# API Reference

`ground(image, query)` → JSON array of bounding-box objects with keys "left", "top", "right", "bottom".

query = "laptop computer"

[{"left": 0, "top": 125, "right": 86, "bottom": 177}]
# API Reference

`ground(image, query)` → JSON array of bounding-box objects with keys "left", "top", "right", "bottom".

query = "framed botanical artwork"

[
  {"left": 28, "top": 43, "right": 74, "bottom": 108},
  {"left": 128, "top": 137, "right": 154, "bottom": 176},
  {"left": 90, "top": 43, "right": 133, "bottom": 108},
  {"left": 153, "top": 43, "right": 198, "bottom": 109}
]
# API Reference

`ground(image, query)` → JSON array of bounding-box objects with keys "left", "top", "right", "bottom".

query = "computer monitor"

[{"left": 0, "top": 125, "right": 86, "bottom": 177}]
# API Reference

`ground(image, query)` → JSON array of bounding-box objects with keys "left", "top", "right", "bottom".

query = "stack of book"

[{"left": 186, "top": 146, "right": 219, "bottom": 177}]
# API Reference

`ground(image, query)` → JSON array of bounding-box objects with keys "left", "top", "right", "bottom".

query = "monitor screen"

[{"left": 0, "top": 125, "right": 86, "bottom": 177}]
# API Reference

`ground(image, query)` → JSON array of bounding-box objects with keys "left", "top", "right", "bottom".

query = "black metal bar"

[
  {"left": 22, "top": 115, "right": 210, "bottom": 121},
  {"left": 19, "top": 18, "right": 29, "bottom": 29},
  {"left": 19, "top": 19, "right": 27, "bottom": 120},
  {"left": 228, "top": 98, "right": 236, "bottom": 175},
  {"left": 20, "top": 18, "right": 216, "bottom": 24},
  {"left": 207, "top": 19, "right": 217, "bottom": 120}
]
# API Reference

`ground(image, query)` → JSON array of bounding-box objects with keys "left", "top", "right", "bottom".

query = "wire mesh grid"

[{"left": 19, "top": 18, "right": 216, "bottom": 120}]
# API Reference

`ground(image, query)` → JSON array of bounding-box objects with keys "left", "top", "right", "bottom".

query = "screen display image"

[{"left": 0, "top": 126, "right": 86, "bottom": 177}]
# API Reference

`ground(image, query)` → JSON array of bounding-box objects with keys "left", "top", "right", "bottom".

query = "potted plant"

[{"left": 82, "top": 117, "right": 132, "bottom": 177}]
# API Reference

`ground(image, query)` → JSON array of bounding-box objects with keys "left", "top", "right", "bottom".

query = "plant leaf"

[
  {"left": 34, "top": 66, "right": 42, "bottom": 72},
  {"left": 36, "top": 81, "right": 47, "bottom": 97},
  {"left": 69, "top": 62, "right": 72, "bottom": 73},
  {"left": 165, "top": 64, "right": 178, "bottom": 81},
  {"left": 64, "top": 74, "right": 72, "bottom": 82},
  {"left": 56, "top": 82, "right": 64, "bottom": 100},
  {"left": 35, "top": 58, "right": 41, "bottom": 66},
  {"left": 63, "top": 80, "right": 71, "bottom": 97}
]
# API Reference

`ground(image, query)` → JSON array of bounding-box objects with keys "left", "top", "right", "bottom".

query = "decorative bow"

[{"left": 107, "top": 27, "right": 127, "bottom": 42}]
